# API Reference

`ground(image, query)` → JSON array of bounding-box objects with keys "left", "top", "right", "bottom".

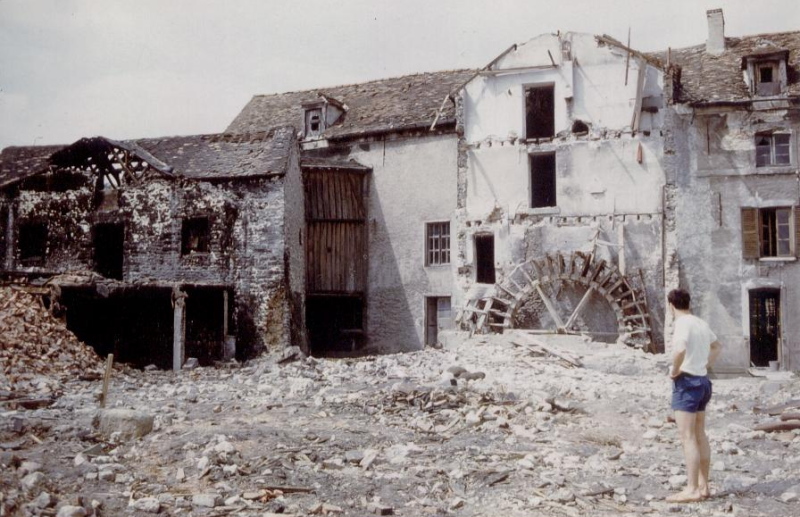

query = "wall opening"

[
  {"left": 61, "top": 286, "right": 174, "bottom": 369},
  {"left": 525, "top": 85, "right": 555, "bottom": 139},
  {"left": 181, "top": 217, "right": 210, "bottom": 255},
  {"left": 530, "top": 152, "right": 557, "bottom": 208},
  {"left": 306, "top": 295, "right": 364, "bottom": 356},
  {"left": 184, "top": 286, "right": 229, "bottom": 366},
  {"left": 18, "top": 221, "right": 47, "bottom": 267},
  {"left": 475, "top": 234, "right": 496, "bottom": 284},
  {"left": 94, "top": 223, "right": 124, "bottom": 280},
  {"left": 749, "top": 288, "right": 780, "bottom": 367},
  {"left": 425, "top": 296, "right": 452, "bottom": 346}
]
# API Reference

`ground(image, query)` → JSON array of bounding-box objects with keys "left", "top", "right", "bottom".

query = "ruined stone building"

[{"left": 0, "top": 9, "right": 797, "bottom": 373}]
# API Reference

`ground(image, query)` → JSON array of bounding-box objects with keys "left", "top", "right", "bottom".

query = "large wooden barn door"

[{"left": 304, "top": 167, "right": 368, "bottom": 355}]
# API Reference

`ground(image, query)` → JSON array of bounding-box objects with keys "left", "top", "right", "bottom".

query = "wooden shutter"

[
  {"left": 795, "top": 206, "right": 800, "bottom": 258},
  {"left": 741, "top": 207, "right": 760, "bottom": 259}
]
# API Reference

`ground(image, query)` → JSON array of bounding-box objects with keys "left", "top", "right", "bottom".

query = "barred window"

[{"left": 426, "top": 222, "right": 450, "bottom": 266}]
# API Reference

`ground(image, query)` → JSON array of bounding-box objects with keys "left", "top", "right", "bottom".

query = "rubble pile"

[
  {"left": 1, "top": 331, "right": 799, "bottom": 516},
  {"left": 0, "top": 286, "right": 103, "bottom": 399}
]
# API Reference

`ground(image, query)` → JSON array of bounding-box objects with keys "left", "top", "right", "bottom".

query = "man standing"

[{"left": 666, "top": 289, "right": 722, "bottom": 503}]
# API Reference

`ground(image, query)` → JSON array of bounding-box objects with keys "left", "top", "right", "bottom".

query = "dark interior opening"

[
  {"left": 62, "top": 286, "right": 173, "bottom": 369},
  {"left": 749, "top": 288, "right": 780, "bottom": 367},
  {"left": 94, "top": 223, "right": 124, "bottom": 280},
  {"left": 181, "top": 217, "right": 210, "bottom": 255},
  {"left": 184, "top": 286, "right": 228, "bottom": 366},
  {"left": 20, "top": 172, "right": 90, "bottom": 192},
  {"left": 759, "top": 66, "right": 773, "bottom": 83},
  {"left": 306, "top": 295, "right": 364, "bottom": 356},
  {"left": 531, "top": 153, "right": 557, "bottom": 208},
  {"left": 525, "top": 85, "right": 555, "bottom": 139},
  {"left": 475, "top": 234, "right": 496, "bottom": 284},
  {"left": 571, "top": 120, "right": 589, "bottom": 134},
  {"left": 18, "top": 221, "right": 48, "bottom": 267}
]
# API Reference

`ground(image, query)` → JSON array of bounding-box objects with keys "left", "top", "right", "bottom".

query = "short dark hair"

[{"left": 668, "top": 289, "right": 691, "bottom": 310}]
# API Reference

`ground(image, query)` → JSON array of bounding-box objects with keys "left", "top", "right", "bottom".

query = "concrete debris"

[{"left": 0, "top": 330, "right": 797, "bottom": 516}]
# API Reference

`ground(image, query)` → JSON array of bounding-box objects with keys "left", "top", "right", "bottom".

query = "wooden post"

[
  {"left": 173, "top": 288, "right": 187, "bottom": 372},
  {"left": 5, "top": 204, "right": 14, "bottom": 270},
  {"left": 100, "top": 354, "right": 114, "bottom": 408}
]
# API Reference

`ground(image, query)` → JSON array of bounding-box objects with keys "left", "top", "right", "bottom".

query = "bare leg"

[
  {"left": 667, "top": 410, "right": 704, "bottom": 503},
  {"left": 696, "top": 411, "right": 711, "bottom": 498}
]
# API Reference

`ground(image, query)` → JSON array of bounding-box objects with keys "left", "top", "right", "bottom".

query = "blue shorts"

[{"left": 671, "top": 373, "right": 712, "bottom": 413}]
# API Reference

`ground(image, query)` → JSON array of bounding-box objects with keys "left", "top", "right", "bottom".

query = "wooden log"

[
  {"left": 754, "top": 420, "right": 800, "bottom": 432},
  {"left": 753, "top": 399, "right": 800, "bottom": 416},
  {"left": 779, "top": 412, "right": 800, "bottom": 421},
  {"left": 100, "top": 353, "right": 114, "bottom": 408}
]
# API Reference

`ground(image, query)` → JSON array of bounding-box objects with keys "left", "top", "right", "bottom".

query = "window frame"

[
  {"left": 425, "top": 221, "right": 450, "bottom": 267},
  {"left": 755, "top": 132, "right": 791, "bottom": 168},
  {"left": 742, "top": 206, "right": 799, "bottom": 260}
]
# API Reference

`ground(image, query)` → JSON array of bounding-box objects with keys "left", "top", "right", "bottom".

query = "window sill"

[
  {"left": 522, "top": 207, "right": 561, "bottom": 216},
  {"left": 425, "top": 263, "right": 451, "bottom": 269},
  {"left": 758, "top": 256, "right": 796, "bottom": 262}
]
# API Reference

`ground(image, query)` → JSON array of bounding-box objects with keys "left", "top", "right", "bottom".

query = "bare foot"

[
  {"left": 699, "top": 487, "right": 711, "bottom": 499},
  {"left": 666, "top": 489, "right": 704, "bottom": 503}
]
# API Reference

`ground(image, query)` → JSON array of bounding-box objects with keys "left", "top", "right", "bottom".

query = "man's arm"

[
  {"left": 670, "top": 349, "right": 685, "bottom": 378},
  {"left": 707, "top": 340, "right": 722, "bottom": 370}
]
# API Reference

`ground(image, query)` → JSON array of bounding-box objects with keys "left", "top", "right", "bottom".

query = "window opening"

[
  {"left": 755, "top": 62, "right": 780, "bottom": 96},
  {"left": 755, "top": 133, "right": 790, "bottom": 167},
  {"left": 426, "top": 222, "right": 450, "bottom": 266},
  {"left": 18, "top": 221, "right": 47, "bottom": 266},
  {"left": 749, "top": 288, "right": 780, "bottom": 367},
  {"left": 181, "top": 217, "right": 210, "bottom": 255},
  {"left": 305, "top": 108, "right": 324, "bottom": 137},
  {"left": 760, "top": 208, "right": 792, "bottom": 257},
  {"left": 475, "top": 234, "right": 496, "bottom": 284},
  {"left": 94, "top": 223, "right": 124, "bottom": 280},
  {"left": 530, "top": 153, "right": 557, "bottom": 208},
  {"left": 525, "top": 85, "right": 555, "bottom": 139}
]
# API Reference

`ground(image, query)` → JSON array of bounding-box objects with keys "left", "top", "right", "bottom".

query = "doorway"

[
  {"left": 749, "top": 288, "right": 780, "bottom": 367},
  {"left": 425, "top": 296, "right": 452, "bottom": 346},
  {"left": 475, "top": 234, "right": 495, "bottom": 284}
]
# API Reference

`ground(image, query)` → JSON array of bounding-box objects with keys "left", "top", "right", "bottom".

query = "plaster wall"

[
  {"left": 673, "top": 109, "right": 800, "bottom": 371},
  {"left": 343, "top": 133, "right": 458, "bottom": 352}
]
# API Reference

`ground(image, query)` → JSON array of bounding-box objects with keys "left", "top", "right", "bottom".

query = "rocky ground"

[{"left": 2, "top": 329, "right": 800, "bottom": 517}]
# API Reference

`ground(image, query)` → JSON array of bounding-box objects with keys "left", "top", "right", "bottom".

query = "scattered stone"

[
  {"left": 95, "top": 409, "right": 154, "bottom": 440},
  {"left": 360, "top": 449, "right": 378, "bottom": 469},
  {"left": 192, "top": 493, "right": 221, "bottom": 508},
  {"left": 345, "top": 449, "right": 364, "bottom": 464},
  {"left": 21, "top": 471, "right": 47, "bottom": 491},
  {"left": 367, "top": 502, "right": 394, "bottom": 515},
  {"left": 668, "top": 474, "right": 687, "bottom": 489},
  {"left": 780, "top": 490, "right": 798, "bottom": 503},
  {"left": 183, "top": 358, "right": 200, "bottom": 370},
  {"left": 34, "top": 492, "right": 55, "bottom": 509},
  {"left": 131, "top": 497, "right": 161, "bottom": 513},
  {"left": 56, "top": 506, "right": 87, "bottom": 517}
]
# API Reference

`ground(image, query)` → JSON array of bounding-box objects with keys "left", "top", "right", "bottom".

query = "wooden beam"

[
  {"left": 564, "top": 286, "right": 595, "bottom": 330},
  {"left": 535, "top": 283, "right": 565, "bottom": 329}
]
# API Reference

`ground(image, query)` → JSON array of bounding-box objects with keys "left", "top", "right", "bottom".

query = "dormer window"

[
  {"left": 743, "top": 51, "right": 788, "bottom": 97},
  {"left": 305, "top": 108, "right": 324, "bottom": 137},
  {"left": 756, "top": 62, "right": 779, "bottom": 96}
]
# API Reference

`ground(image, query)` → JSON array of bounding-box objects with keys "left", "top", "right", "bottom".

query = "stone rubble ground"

[{"left": 2, "top": 329, "right": 800, "bottom": 517}]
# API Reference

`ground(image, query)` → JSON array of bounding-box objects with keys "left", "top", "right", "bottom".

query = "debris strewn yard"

[{"left": 2, "top": 301, "right": 799, "bottom": 516}]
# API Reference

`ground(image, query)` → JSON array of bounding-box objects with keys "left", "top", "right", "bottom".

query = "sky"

[{"left": 1, "top": 0, "right": 798, "bottom": 151}]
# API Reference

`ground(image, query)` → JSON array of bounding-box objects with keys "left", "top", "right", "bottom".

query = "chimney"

[{"left": 706, "top": 9, "right": 725, "bottom": 55}]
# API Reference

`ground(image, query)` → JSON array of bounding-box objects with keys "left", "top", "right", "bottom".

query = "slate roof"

[
  {"left": 225, "top": 70, "right": 476, "bottom": 139},
  {"left": 135, "top": 127, "right": 295, "bottom": 180},
  {"left": 0, "top": 128, "right": 295, "bottom": 188},
  {"left": 0, "top": 146, "right": 63, "bottom": 188},
  {"left": 652, "top": 31, "right": 800, "bottom": 104}
]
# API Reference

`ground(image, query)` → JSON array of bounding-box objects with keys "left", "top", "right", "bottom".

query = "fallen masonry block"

[
  {"left": 94, "top": 409, "right": 154, "bottom": 440},
  {"left": 368, "top": 503, "right": 394, "bottom": 515}
]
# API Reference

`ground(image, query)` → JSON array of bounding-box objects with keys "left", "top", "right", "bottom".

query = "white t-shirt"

[{"left": 672, "top": 314, "right": 717, "bottom": 376}]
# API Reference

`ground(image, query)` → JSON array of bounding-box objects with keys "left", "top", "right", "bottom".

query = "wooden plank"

[
  {"left": 564, "top": 286, "right": 595, "bottom": 329},
  {"left": 535, "top": 283, "right": 565, "bottom": 329},
  {"left": 754, "top": 420, "right": 800, "bottom": 432}
]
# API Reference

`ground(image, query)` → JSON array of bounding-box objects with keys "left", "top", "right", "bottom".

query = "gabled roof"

[
  {"left": 0, "top": 127, "right": 296, "bottom": 188},
  {"left": 225, "top": 70, "right": 475, "bottom": 139},
  {"left": 652, "top": 30, "right": 800, "bottom": 104}
]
